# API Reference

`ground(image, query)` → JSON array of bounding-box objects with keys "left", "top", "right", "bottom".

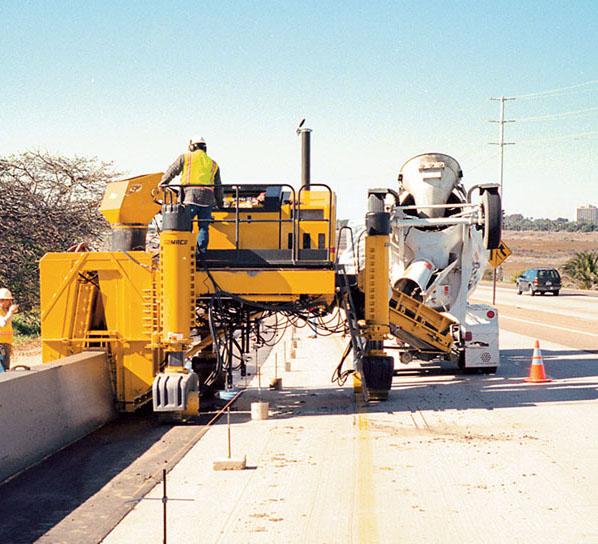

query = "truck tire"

[
  {"left": 554, "top": 290, "right": 560, "bottom": 296},
  {"left": 482, "top": 190, "right": 501, "bottom": 250}
]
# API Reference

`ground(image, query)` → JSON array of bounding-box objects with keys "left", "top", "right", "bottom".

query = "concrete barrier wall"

[{"left": 0, "top": 351, "right": 116, "bottom": 483}]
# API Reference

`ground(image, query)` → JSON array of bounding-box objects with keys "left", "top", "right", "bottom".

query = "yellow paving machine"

[{"left": 40, "top": 127, "right": 501, "bottom": 412}]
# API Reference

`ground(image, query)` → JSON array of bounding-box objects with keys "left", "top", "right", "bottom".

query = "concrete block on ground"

[
  {"left": 251, "top": 401, "right": 269, "bottom": 420},
  {"left": 0, "top": 351, "right": 116, "bottom": 483},
  {"left": 213, "top": 455, "right": 247, "bottom": 471},
  {"left": 269, "top": 377, "right": 283, "bottom": 390}
]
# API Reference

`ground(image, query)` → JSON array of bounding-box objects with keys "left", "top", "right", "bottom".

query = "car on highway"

[{"left": 516, "top": 268, "right": 561, "bottom": 296}]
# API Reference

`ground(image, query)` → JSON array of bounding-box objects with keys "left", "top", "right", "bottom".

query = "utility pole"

[
  {"left": 489, "top": 96, "right": 516, "bottom": 199},
  {"left": 489, "top": 96, "right": 515, "bottom": 304}
]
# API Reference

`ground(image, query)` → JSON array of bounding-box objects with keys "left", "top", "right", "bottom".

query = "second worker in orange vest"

[{"left": 159, "top": 136, "right": 224, "bottom": 261}]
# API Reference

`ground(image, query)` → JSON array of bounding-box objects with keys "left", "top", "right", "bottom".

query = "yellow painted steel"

[
  {"left": 40, "top": 252, "right": 160, "bottom": 411},
  {"left": 388, "top": 289, "right": 455, "bottom": 353},
  {"left": 298, "top": 189, "right": 337, "bottom": 254},
  {"left": 210, "top": 189, "right": 336, "bottom": 254},
  {"left": 210, "top": 210, "right": 284, "bottom": 250},
  {"left": 195, "top": 269, "right": 335, "bottom": 299},
  {"left": 100, "top": 173, "right": 162, "bottom": 226},
  {"left": 159, "top": 230, "right": 195, "bottom": 352},
  {"left": 363, "top": 234, "right": 390, "bottom": 341},
  {"left": 40, "top": 183, "right": 338, "bottom": 412}
]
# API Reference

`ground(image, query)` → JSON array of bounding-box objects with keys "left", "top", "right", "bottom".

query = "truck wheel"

[
  {"left": 554, "top": 290, "right": 560, "bottom": 296},
  {"left": 481, "top": 366, "right": 497, "bottom": 374},
  {"left": 482, "top": 190, "right": 501, "bottom": 250},
  {"left": 530, "top": 289, "right": 536, "bottom": 296},
  {"left": 517, "top": 286, "right": 522, "bottom": 295}
]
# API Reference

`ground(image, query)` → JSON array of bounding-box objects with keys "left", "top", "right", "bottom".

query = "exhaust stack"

[{"left": 297, "top": 121, "right": 312, "bottom": 187}]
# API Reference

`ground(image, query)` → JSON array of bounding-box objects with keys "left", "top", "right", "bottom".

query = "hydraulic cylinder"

[
  {"left": 359, "top": 190, "right": 394, "bottom": 400},
  {"left": 159, "top": 203, "right": 195, "bottom": 367},
  {"left": 364, "top": 190, "right": 391, "bottom": 345}
]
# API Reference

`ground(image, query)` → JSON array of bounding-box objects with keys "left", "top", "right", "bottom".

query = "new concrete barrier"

[{"left": 0, "top": 351, "right": 116, "bottom": 483}]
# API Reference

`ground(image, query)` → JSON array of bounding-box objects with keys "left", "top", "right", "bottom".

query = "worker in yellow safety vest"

[
  {"left": 159, "top": 136, "right": 223, "bottom": 261},
  {"left": 0, "top": 288, "right": 18, "bottom": 371}
]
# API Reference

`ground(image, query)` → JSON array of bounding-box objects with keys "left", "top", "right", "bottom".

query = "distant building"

[{"left": 576, "top": 204, "right": 598, "bottom": 224}]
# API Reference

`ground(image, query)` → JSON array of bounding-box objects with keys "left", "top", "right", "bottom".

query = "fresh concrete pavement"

[{"left": 104, "top": 322, "right": 598, "bottom": 543}]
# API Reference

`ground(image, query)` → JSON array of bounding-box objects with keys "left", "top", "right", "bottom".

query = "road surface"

[
  {"left": 105, "top": 323, "right": 598, "bottom": 544},
  {"left": 2, "top": 293, "right": 597, "bottom": 543},
  {"left": 472, "top": 284, "right": 598, "bottom": 352}
]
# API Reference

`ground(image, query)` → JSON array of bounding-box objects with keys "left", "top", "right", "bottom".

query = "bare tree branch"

[{"left": 0, "top": 151, "right": 121, "bottom": 310}]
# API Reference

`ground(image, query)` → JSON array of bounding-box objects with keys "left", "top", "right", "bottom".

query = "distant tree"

[
  {"left": 503, "top": 213, "right": 598, "bottom": 232},
  {"left": 563, "top": 251, "right": 598, "bottom": 290},
  {"left": 0, "top": 151, "right": 118, "bottom": 311}
]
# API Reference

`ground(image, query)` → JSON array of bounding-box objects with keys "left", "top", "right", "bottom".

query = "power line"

[
  {"left": 517, "top": 130, "right": 598, "bottom": 144},
  {"left": 511, "top": 79, "right": 598, "bottom": 100},
  {"left": 516, "top": 106, "right": 598, "bottom": 122},
  {"left": 467, "top": 153, "right": 496, "bottom": 172}
]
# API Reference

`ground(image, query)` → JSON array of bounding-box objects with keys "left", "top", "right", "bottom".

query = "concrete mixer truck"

[{"left": 339, "top": 153, "right": 501, "bottom": 382}]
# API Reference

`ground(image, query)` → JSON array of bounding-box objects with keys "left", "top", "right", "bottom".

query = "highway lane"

[
  {"left": 105, "top": 326, "right": 598, "bottom": 544},
  {"left": 472, "top": 284, "right": 598, "bottom": 351}
]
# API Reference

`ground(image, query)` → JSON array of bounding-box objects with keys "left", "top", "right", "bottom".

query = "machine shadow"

[
  {"left": 222, "top": 347, "right": 598, "bottom": 425},
  {"left": 0, "top": 407, "right": 174, "bottom": 544}
]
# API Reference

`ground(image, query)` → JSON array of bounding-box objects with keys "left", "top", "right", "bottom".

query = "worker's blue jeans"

[{"left": 187, "top": 204, "right": 212, "bottom": 260}]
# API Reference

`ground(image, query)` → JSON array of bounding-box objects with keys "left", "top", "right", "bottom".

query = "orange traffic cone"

[{"left": 524, "top": 340, "right": 552, "bottom": 383}]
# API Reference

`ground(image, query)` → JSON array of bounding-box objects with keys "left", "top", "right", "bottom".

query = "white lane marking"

[
  {"left": 501, "top": 315, "right": 598, "bottom": 338},
  {"left": 471, "top": 296, "right": 588, "bottom": 321},
  {"left": 476, "top": 285, "right": 598, "bottom": 306},
  {"left": 472, "top": 289, "right": 598, "bottom": 320}
]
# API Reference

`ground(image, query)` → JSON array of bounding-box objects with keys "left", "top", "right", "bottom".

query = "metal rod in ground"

[
  {"left": 227, "top": 407, "right": 231, "bottom": 459},
  {"left": 255, "top": 346, "right": 261, "bottom": 395},
  {"left": 274, "top": 352, "right": 278, "bottom": 379},
  {"left": 492, "top": 268, "right": 497, "bottom": 305},
  {"left": 162, "top": 468, "right": 167, "bottom": 544}
]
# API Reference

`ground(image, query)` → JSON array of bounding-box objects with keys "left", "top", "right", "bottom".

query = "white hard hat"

[
  {"left": 0, "top": 288, "right": 13, "bottom": 300},
  {"left": 189, "top": 135, "right": 206, "bottom": 146}
]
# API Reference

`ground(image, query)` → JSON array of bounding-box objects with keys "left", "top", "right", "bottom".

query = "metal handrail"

[
  {"left": 335, "top": 225, "right": 357, "bottom": 271},
  {"left": 161, "top": 183, "right": 337, "bottom": 263},
  {"left": 297, "top": 183, "right": 333, "bottom": 262},
  {"left": 218, "top": 183, "right": 297, "bottom": 257}
]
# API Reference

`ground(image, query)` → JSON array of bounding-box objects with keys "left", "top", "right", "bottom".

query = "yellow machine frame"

[{"left": 40, "top": 173, "right": 337, "bottom": 411}]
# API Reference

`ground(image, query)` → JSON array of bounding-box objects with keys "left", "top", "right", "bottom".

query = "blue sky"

[{"left": 1, "top": 1, "right": 597, "bottom": 219}]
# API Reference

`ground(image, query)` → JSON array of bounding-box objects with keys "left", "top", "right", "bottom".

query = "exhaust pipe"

[{"left": 297, "top": 120, "right": 312, "bottom": 187}]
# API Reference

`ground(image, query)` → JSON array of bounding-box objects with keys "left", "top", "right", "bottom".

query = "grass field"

[{"left": 497, "top": 230, "right": 598, "bottom": 285}]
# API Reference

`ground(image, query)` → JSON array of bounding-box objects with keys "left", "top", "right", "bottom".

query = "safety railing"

[
  {"left": 296, "top": 183, "right": 333, "bottom": 262},
  {"left": 159, "top": 183, "right": 333, "bottom": 265}
]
